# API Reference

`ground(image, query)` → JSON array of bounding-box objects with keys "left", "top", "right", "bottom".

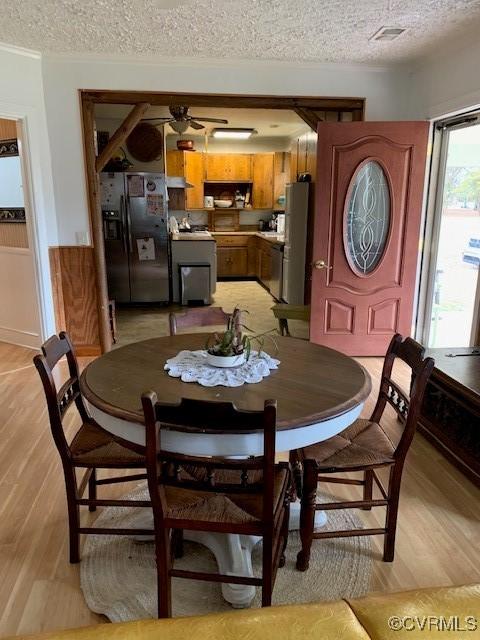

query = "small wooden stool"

[{"left": 271, "top": 304, "right": 310, "bottom": 337}]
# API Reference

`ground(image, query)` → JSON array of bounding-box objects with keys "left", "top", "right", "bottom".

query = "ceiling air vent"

[{"left": 369, "top": 26, "right": 407, "bottom": 42}]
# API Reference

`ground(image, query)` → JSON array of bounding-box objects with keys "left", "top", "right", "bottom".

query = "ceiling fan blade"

[
  {"left": 189, "top": 120, "right": 205, "bottom": 130},
  {"left": 142, "top": 117, "right": 176, "bottom": 123},
  {"left": 191, "top": 117, "right": 229, "bottom": 124}
]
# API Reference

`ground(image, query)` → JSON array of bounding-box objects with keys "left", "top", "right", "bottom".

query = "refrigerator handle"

[
  {"left": 120, "top": 195, "right": 128, "bottom": 254},
  {"left": 125, "top": 195, "right": 134, "bottom": 254}
]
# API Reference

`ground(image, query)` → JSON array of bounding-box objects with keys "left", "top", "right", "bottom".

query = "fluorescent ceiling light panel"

[{"left": 212, "top": 128, "right": 256, "bottom": 139}]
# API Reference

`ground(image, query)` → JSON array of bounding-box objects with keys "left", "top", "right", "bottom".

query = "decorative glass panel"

[{"left": 345, "top": 161, "right": 390, "bottom": 275}]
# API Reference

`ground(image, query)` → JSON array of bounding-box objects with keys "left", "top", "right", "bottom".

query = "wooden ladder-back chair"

[
  {"left": 33, "top": 332, "right": 151, "bottom": 563},
  {"left": 169, "top": 307, "right": 230, "bottom": 336},
  {"left": 291, "top": 334, "right": 434, "bottom": 570},
  {"left": 141, "top": 393, "right": 291, "bottom": 617}
]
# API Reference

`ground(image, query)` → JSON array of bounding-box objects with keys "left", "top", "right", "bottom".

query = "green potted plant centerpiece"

[{"left": 205, "top": 307, "right": 277, "bottom": 368}]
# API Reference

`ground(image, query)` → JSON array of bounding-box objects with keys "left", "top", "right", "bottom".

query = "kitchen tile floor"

[{"left": 115, "top": 280, "right": 309, "bottom": 347}]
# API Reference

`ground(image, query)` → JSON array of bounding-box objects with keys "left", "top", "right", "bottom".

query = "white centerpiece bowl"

[{"left": 206, "top": 351, "right": 246, "bottom": 368}]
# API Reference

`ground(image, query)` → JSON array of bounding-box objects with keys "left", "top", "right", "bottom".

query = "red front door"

[{"left": 310, "top": 121, "right": 429, "bottom": 356}]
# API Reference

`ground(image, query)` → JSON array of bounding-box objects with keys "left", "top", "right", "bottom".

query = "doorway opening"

[
  {"left": 421, "top": 111, "right": 480, "bottom": 348},
  {"left": 0, "top": 117, "right": 42, "bottom": 349},
  {"left": 79, "top": 91, "right": 364, "bottom": 352}
]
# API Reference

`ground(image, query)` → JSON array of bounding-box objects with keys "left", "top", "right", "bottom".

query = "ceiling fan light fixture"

[
  {"left": 212, "top": 128, "right": 257, "bottom": 140},
  {"left": 170, "top": 120, "right": 190, "bottom": 134}
]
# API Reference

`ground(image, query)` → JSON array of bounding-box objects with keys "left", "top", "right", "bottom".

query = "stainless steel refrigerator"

[
  {"left": 100, "top": 172, "right": 169, "bottom": 303},
  {"left": 282, "top": 182, "right": 309, "bottom": 305}
]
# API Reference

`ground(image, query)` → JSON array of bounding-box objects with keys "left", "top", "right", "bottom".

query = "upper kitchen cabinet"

[
  {"left": 166, "top": 150, "right": 205, "bottom": 209},
  {"left": 273, "top": 151, "right": 290, "bottom": 210},
  {"left": 252, "top": 153, "right": 274, "bottom": 209},
  {"left": 205, "top": 154, "right": 252, "bottom": 181},
  {"left": 290, "top": 131, "right": 317, "bottom": 182}
]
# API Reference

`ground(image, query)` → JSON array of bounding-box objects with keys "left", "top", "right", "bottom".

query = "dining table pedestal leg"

[
  {"left": 183, "top": 530, "right": 260, "bottom": 608},
  {"left": 183, "top": 503, "right": 327, "bottom": 608}
]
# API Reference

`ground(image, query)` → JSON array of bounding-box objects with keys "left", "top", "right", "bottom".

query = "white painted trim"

[
  {"left": 0, "top": 326, "right": 40, "bottom": 349},
  {"left": 42, "top": 50, "right": 401, "bottom": 73}
]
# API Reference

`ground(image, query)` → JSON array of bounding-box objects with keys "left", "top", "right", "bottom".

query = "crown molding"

[
  {"left": 41, "top": 50, "right": 404, "bottom": 74},
  {"left": 0, "top": 41, "right": 41, "bottom": 59}
]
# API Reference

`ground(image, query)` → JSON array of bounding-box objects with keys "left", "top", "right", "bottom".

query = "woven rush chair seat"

[
  {"left": 165, "top": 467, "right": 289, "bottom": 526},
  {"left": 70, "top": 422, "right": 145, "bottom": 467},
  {"left": 299, "top": 418, "right": 395, "bottom": 471}
]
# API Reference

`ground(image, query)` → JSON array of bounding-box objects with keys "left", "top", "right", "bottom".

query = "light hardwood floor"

[{"left": 1, "top": 282, "right": 479, "bottom": 637}]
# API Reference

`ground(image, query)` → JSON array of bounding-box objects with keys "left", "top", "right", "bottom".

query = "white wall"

[
  {"left": 409, "top": 31, "right": 480, "bottom": 119},
  {"left": 41, "top": 54, "right": 411, "bottom": 246},
  {"left": 0, "top": 45, "right": 57, "bottom": 343},
  {"left": 0, "top": 156, "right": 23, "bottom": 207}
]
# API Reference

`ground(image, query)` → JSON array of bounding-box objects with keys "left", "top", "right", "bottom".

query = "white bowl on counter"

[{"left": 214, "top": 199, "right": 233, "bottom": 208}]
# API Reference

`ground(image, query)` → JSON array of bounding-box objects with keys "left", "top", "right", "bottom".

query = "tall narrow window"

[{"left": 427, "top": 121, "right": 480, "bottom": 347}]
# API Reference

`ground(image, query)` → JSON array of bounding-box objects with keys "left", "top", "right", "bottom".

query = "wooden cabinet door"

[
  {"left": 252, "top": 153, "right": 274, "bottom": 209},
  {"left": 206, "top": 154, "right": 252, "bottom": 181},
  {"left": 184, "top": 152, "right": 204, "bottom": 209},
  {"left": 230, "top": 154, "right": 253, "bottom": 181},
  {"left": 247, "top": 237, "right": 258, "bottom": 276},
  {"left": 217, "top": 247, "right": 248, "bottom": 276},
  {"left": 297, "top": 134, "right": 308, "bottom": 174},
  {"left": 273, "top": 151, "right": 289, "bottom": 210},
  {"left": 166, "top": 150, "right": 183, "bottom": 176},
  {"left": 260, "top": 248, "right": 271, "bottom": 285},
  {"left": 290, "top": 139, "right": 299, "bottom": 182}
]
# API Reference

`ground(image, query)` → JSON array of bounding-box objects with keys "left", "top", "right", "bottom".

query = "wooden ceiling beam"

[
  {"left": 82, "top": 90, "right": 364, "bottom": 113},
  {"left": 293, "top": 107, "right": 322, "bottom": 131},
  {"left": 95, "top": 102, "right": 150, "bottom": 172}
]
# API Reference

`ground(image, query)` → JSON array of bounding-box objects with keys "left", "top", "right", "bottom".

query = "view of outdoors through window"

[{"left": 429, "top": 123, "right": 480, "bottom": 347}]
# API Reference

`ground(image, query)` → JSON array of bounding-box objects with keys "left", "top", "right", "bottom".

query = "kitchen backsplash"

[{"left": 168, "top": 209, "right": 278, "bottom": 228}]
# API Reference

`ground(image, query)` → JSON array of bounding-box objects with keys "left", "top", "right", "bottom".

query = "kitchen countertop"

[
  {"left": 171, "top": 231, "right": 285, "bottom": 245},
  {"left": 170, "top": 231, "right": 215, "bottom": 241},
  {"left": 212, "top": 231, "right": 285, "bottom": 245}
]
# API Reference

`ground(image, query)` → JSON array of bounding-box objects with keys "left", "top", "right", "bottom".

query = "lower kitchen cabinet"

[{"left": 217, "top": 247, "right": 248, "bottom": 277}]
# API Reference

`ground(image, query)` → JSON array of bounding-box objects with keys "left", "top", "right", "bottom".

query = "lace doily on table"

[{"left": 165, "top": 350, "right": 280, "bottom": 387}]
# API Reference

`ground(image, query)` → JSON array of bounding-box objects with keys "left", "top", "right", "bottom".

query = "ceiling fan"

[{"left": 143, "top": 105, "right": 228, "bottom": 133}]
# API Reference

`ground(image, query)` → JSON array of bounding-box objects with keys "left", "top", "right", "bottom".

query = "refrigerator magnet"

[
  {"left": 136, "top": 237, "right": 156, "bottom": 261},
  {"left": 127, "top": 174, "right": 145, "bottom": 197},
  {"left": 147, "top": 194, "right": 164, "bottom": 215}
]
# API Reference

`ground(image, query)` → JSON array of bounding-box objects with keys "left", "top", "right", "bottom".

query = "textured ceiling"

[{"left": 2, "top": 0, "right": 480, "bottom": 64}]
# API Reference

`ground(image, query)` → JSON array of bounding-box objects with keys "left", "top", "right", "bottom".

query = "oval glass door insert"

[{"left": 345, "top": 161, "right": 391, "bottom": 275}]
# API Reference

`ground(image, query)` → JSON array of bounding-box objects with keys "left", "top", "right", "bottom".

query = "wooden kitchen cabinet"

[
  {"left": 166, "top": 150, "right": 205, "bottom": 209},
  {"left": 273, "top": 151, "right": 290, "bottom": 210},
  {"left": 205, "top": 154, "right": 252, "bottom": 181},
  {"left": 217, "top": 247, "right": 248, "bottom": 276},
  {"left": 253, "top": 236, "right": 273, "bottom": 287},
  {"left": 252, "top": 153, "right": 274, "bottom": 209}
]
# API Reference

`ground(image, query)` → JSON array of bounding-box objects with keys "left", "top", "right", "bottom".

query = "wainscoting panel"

[
  {"left": 0, "top": 222, "right": 28, "bottom": 248},
  {"left": 0, "top": 246, "right": 41, "bottom": 348},
  {"left": 49, "top": 246, "right": 100, "bottom": 354}
]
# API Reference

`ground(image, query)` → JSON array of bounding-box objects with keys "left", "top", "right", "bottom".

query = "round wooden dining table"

[{"left": 80, "top": 333, "right": 371, "bottom": 608}]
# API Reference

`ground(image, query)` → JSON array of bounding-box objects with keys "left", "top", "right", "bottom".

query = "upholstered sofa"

[{"left": 9, "top": 584, "right": 480, "bottom": 639}]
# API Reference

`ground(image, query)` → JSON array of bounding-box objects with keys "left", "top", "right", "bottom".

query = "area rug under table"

[{"left": 81, "top": 485, "right": 373, "bottom": 621}]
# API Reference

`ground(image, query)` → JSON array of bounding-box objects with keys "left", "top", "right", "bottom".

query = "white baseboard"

[{"left": 0, "top": 326, "right": 40, "bottom": 349}]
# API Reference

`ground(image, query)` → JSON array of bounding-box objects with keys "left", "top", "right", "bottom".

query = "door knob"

[{"left": 314, "top": 259, "right": 332, "bottom": 270}]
